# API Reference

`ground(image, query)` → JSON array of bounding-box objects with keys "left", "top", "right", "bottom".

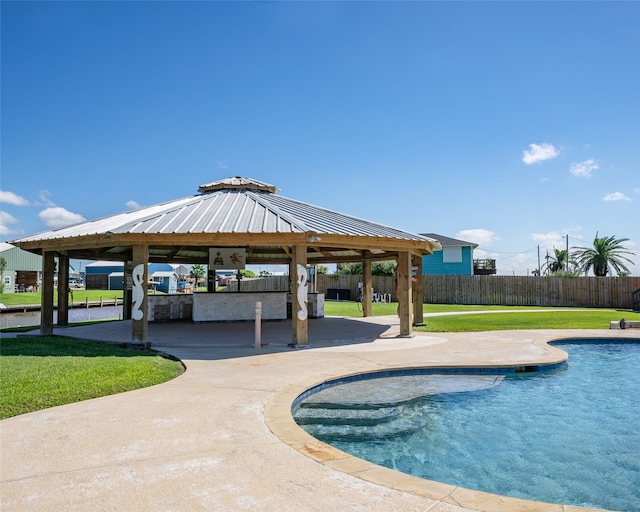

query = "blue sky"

[{"left": 2, "top": 1, "right": 639, "bottom": 275}]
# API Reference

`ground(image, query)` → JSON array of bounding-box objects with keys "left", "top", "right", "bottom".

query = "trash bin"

[{"left": 326, "top": 288, "right": 350, "bottom": 301}]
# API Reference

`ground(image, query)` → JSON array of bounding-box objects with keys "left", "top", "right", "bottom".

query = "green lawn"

[
  {"left": 0, "top": 337, "right": 184, "bottom": 419},
  {"left": 323, "top": 301, "right": 637, "bottom": 331},
  {"left": 324, "top": 301, "right": 542, "bottom": 317},
  {"left": 414, "top": 310, "right": 634, "bottom": 332},
  {"left": 0, "top": 290, "right": 124, "bottom": 307}
]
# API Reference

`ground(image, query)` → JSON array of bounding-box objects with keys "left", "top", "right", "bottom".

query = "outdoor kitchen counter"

[{"left": 192, "top": 292, "right": 287, "bottom": 322}]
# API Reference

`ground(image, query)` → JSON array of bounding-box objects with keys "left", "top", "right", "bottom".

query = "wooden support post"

[
  {"left": 40, "top": 251, "right": 56, "bottom": 336},
  {"left": 397, "top": 251, "right": 413, "bottom": 337},
  {"left": 289, "top": 244, "right": 308, "bottom": 347},
  {"left": 412, "top": 254, "right": 424, "bottom": 326},
  {"left": 362, "top": 259, "right": 372, "bottom": 317},
  {"left": 57, "top": 253, "right": 70, "bottom": 327},
  {"left": 131, "top": 245, "right": 149, "bottom": 347},
  {"left": 122, "top": 261, "right": 132, "bottom": 320}
]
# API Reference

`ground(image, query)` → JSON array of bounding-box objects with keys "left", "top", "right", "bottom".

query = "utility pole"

[
  {"left": 566, "top": 234, "right": 569, "bottom": 272},
  {"left": 545, "top": 251, "right": 549, "bottom": 276}
]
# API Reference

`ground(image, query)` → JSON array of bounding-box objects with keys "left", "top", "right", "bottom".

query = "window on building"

[
  {"left": 3, "top": 276, "right": 11, "bottom": 285},
  {"left": 442, "top": 247, "right": 462, "bottom": 263}
]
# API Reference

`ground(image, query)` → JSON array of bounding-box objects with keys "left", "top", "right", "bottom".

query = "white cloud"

[
  {"left": 0, "top": 190, "right": 29, "bottom": 206},
  {"left": 218, "top": 161, "right": 229, "bottom": 169},
  {"left": 522, "top": 143, "right": 560, "bottom": 165},
  {"left": 496, "top": 252, "right": 540, "bottom": 276},
  {"left": 619, "top": 241, "right": 640, "bottom": 275},
  {"left": 38, "top": 207, "right": 86, "bottom": 229},
  {"left": 603, "top": 192, "right": 631, "bottom": 202},
  {"left": 456, "top": 228, "right": 500, "bottom": 247},
  {"left": 569, "top": 158, "right": 598, "bottom": 178},
  {"left": 531, "top": 229, "right": 583, "bottom": 251},
  {"left": 0, "top": 211, "right": 20, "bottom": 236},
  {"left": 126, "top": 200, "right": 142, "bottom": 209},
  {"left": 38, "top": 189, "right": 56, "bottom": 207}
]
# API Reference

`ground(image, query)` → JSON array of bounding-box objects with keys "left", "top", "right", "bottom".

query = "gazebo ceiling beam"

[
  {"left": 24, "top": 232, "right": 431, "bottom": 252},
  {"left": 16, "top": 232, "right": 435, "bottom": 259},
  {"left": 15, "top": 242, "right": 414, "bottom": 266},
  {"left": 15, "top": 245, "right": 409, "bottom": 266}
]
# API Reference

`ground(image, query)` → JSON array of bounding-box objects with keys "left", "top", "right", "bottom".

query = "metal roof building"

[
  {"left": 12, "top": 176, "right": 441, "bottom": 345},
  {"left": 0, "top": 242, "right": 43, "bottom": 293}
]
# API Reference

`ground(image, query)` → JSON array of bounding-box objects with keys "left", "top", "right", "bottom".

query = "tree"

[
  {"left": 0, "top": 257, "right": 6, "bottom": 294},
  {"left": 543, "top": 248, "right": 576, "bottom": 275},
  {"left": 316, "top": 265, "right": 328, "bottom": 275},
  {"left": 189, "top": 264, "right": 207, "bottom": 289},
  {"left": 372, "top": 261, "right": 397, "bottom": 276},
  {"left": 336, "top": 260, "right": 397, "bottom": 276},
  {"left": 336, "top": 263, "right": 362, "bottom": 275},
  {"left": 573, "top": 233, "right": 635, "bottom": 277}
]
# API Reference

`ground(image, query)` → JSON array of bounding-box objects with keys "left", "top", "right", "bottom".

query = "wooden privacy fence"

[
  {"left": 233, "top": 274, "right": 640, "bottom": 309},
  {"left": 420, "top": 275, "right": 640, "bottom": 309}
]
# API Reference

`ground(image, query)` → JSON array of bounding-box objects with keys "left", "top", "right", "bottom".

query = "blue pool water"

[{"left": 293, "top": 341, "right": 640, "bottom": 511}]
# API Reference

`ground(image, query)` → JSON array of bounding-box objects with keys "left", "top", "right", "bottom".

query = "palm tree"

[
  {"left": 189, "top": 264, "right": 207, "bottom": 290},
  {"left": 543, "top": 248, "right": 575, "bottom": 275},
  {"left": 573, "top": 233, "right": 635, "bottom": 276}
]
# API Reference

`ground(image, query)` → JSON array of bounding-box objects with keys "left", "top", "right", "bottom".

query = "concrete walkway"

[{"left": 1, "top": 318, "right": 638, "bottom": 512}]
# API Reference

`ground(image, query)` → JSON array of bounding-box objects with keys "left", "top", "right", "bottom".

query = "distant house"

[
  {"left": 0, "top": 242, "right": 42, "bottom": 293},
  {"left": 85, "top": 261, "right": 174, "bottom": 290},
  {"left": 170, "top": 264, "right": 191, "bottom": 281},
  {"left": 420, "top": 233, "right": 495, "bottom": 276},
  {"left": 107, "top": 272, "right": 125, "bottom": 291},
  {"left": 151, "top": 271, "right": 178, "bottom": 294}
]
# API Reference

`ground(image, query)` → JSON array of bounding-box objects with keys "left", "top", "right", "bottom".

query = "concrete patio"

[{"left": 1, "top": 317, "right": 637, "bottom": 512}]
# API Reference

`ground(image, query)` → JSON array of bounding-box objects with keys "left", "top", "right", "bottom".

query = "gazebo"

[{"left": 11, "top": 177, "right": 441, "bottom": 346}]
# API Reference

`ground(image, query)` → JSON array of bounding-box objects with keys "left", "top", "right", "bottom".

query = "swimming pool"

[{"left": 293, "top": 340, "right": 640, "bottom": 511}]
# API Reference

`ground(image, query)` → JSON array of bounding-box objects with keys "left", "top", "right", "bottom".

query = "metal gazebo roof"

[{"left": 12, "top": 176, "right": 441, "bottom": 263}]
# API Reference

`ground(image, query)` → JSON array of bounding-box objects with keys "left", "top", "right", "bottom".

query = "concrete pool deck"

[{"left": 1, "top": 317, "right": 638, "bottom": 511}]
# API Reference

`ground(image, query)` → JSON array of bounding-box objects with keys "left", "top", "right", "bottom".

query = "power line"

[
  {"left": 487, "top": 246, "right": 538, "bottom": 256},
  {"left": 567, "top": 235, "right": 589, "bottom": 245}
]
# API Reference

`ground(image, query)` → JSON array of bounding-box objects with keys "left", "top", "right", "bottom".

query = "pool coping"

[{"left": 263, "top": 335, "right": 631, "bottom": 512}]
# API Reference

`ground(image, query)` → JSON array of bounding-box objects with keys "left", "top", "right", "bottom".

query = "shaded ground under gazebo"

[{"left": 12, "top": 176, "right": 441, "bottom": 346}]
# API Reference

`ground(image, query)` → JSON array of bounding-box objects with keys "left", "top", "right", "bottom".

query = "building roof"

[
  {"left": 150, "top": 271, "right": 176, "bottom": 278},
  {"left": 86, "top": 261, "right": 125, "bottom": 267},
  {"left": 0, "top": 242, "right": 16, "bottom": 254},
  {"left": 0, "top": 242, "right": 43, "bottom": 271},
  {"left": 420, "top": 233, "right": 478, "bottom": 249},
  {"left": 12, "top": 177, "right": 441, "bottom": 264}
]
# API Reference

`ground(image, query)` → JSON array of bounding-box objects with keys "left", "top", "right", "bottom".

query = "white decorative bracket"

[
  {"left": 296, "top": 263, "right": 308, "bottom": 321},
  {"left": 131, "top": 263, "right": 145, "bottom": 321}
]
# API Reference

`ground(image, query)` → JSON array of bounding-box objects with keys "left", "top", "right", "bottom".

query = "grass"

[
  {"left": 1, "top": 319, "right": 122, "bottom": 333},
  {"left": 0, "top": 336, "right": 184, "bottom": 419},
  {"left": 323, "top": 301, "right": 638, "bottom": 331},
  {"left": 414, "top": 310, "right": 635, "bottom": 332},
  {"left": 0, "top": 290, "right": 124, "bottom": 307},
  {"left": 325, "top": 301, "right": 541, "bottom": 317}
]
